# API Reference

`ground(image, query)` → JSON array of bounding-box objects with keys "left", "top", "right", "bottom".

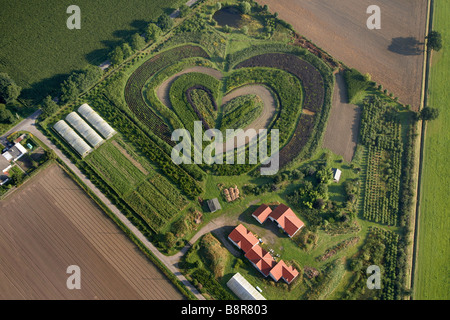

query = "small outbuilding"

[
  {"left": 332, "top": 168, "right": 342, "bottom": 183},
  {"left": 207, "top": 198, "right": 221, "bottom": 213}
]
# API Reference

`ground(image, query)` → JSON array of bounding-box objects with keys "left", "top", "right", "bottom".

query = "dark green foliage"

[
  {"left": 146, "top": 23, "right": 161, "bottom": 42},
  {"left": 0, "top": 73, "right": 21, "bottom": 104},
  {"left": 60, "top": 66, "right": 103, "bottom": 103},
  {"left": 109, "top": 46, "right": 124, "bottom": 65},
  {"left": 130, "top": 33, "right": 146, "bottom": 51},
  {"left": 418, "top": 106, "right": 439, "bottom": 121},
  {"left": 239, "top": 1, "right": 251, "bottom": 14},
  {"left": 121, "top": 43, "right": 134, "bottom": 58},
  {"left": 427, "top": 30, "right": 443, "bottom": 52},
  {"left": 157, "top": 13, "right": 174, "bottom": 31},
  {"left": 179, "top": 4, "right": 190, "bottom": 18},
  {"left": 191, "top": 269, "right": 235, "bottom": 300},
  {"left": 0, "top": 104, "right": 15, "bottom": 123},
  {"left": 40, "top": 95, "right": 59, "bottom": 118},
  {"left": 344, "top": 68, "right": 372, "bottom": 104}
]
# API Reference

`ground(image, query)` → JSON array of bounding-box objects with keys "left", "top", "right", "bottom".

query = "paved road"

[{"left": 0, "top": 111, "right": 205, "bottom": 300}]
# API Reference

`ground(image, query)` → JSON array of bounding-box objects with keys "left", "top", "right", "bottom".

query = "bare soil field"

[
  {"left": 0, "top": 164, "right": 183, "bottom": 300},
  {"left": 323, "top": 73, "right": 361, "bottom": 162},
  {"left": 256, "top": 0, "right": 428, "bottom": 110}
]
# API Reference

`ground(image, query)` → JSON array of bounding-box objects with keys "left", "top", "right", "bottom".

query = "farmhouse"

[
  {"left": 332, "top": 168, "right": 342, "bottom": 183},
  {"left": 269, "top": 260, "right": 299, "bottom": 284},
  {"left": 251, "top": 204, "right": 272, "bottom": 224},
  {"left": 3, "top": 143, "right": 27, "bottom": 162},
  {"left": 227, "top": 273, "right": 266, "bottom": 300},
  {"left": 244, "top": 244, "right": 276, "bottom": 277},
  {"left": 228, "top": 224, "right": 259, "bottom": 253},
  {"left": 268, "top": 204, "right": 304, "bottom": 238},
  {"left": 207, "top": 198, "right": 221, "bottom": 213},
  {"left": 228, "top": 224, "right": 299, "bottom": 284}
]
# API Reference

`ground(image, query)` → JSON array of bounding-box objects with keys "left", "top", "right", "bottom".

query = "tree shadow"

[
  {"left": 20, "top": 73, "right": 68, "bottom": 102},
  {"left": 388, "top": 37, "right": 423, "bottom": 55},
  {"left": 130, "top": 19, "right": 148, "bottom": 30}
]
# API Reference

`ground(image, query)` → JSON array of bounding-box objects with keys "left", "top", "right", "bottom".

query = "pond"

[{"left": 213, "top": 6, "right": 243, "bottom": 28}]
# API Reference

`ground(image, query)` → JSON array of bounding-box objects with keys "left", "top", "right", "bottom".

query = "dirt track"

[
  {"left": 323, "top": 73, "right": 361, "bottom": 162},
  {"left": 0, "top": 164, "right": 183, "bottom": 300},
  {"left": 256, "top": 0, "right": 427, "bottom": 110}
]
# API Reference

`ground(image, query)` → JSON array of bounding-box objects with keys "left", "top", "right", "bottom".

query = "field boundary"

[{"left": 410, "top": 0, "right": 434, "bottom": 299}]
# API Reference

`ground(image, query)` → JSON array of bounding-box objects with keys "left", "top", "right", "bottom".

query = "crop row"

[{"left": 124, "top": 45, "right": 210, "bottom": 145}]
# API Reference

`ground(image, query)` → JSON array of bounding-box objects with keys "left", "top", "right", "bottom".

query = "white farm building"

[
  {"left": 226, "top": 273, "right": 266, "bottom": 300},
  {"left": 78, "top": 103, "right": 116, "bottom": 139},
  {"left": 66, "top": 112, "right": 104, "bottom": 148},
  {"left": 53, "top": 120, "right": 92, "bottom": 158}
]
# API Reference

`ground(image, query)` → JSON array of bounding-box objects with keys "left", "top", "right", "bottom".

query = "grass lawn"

[
  {"left": 414, "top": 0, "right": 450, "bottom": 300},
  {"left": 0, "top": 0, "right": 183, "bottom": 101}
]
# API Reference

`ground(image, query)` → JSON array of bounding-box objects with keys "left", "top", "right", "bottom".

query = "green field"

[
  {"left": 0, "top": 0, "right": 182, "bottom": 100},
  {"left": 414, "top": 0, "right": 450, "bottom": 300}
]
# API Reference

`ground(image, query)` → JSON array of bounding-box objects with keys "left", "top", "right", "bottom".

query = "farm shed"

[
  {"left": 65, "top": 112, "right": 104, "bottom": 148},
  {"left": 252, "top": 204, "right": 272, "bottom": 224},
  {"left": 268, "top": 204, "right": 304, "bottom": 238},
  {"left": 78, "top": 103, "right": 116, "bottom": 139},
  {"left": 207, "top": 198, "right": 221, "bottom": 213},
  {"left": 332, "top": 168, "right": 342, "bottom": 183},
  {"left": 226, "top": 273, "right": 266, "bottom": 300},
  {"left": 53, "top": 120, "right": 92, "bottom": 158}
]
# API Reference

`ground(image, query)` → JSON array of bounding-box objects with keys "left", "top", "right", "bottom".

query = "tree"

[
  {"left": 427, "top": 31, "right": 443, "bottom": 52},
  {"left": 60, "top": 79, "right": 80, "bottom": 103},
  {"left": 121, "top": 43, "right": 133, "bottom": 58},
  {"left": 242, "top": 25, "right": 249, "bottom": 35},
  {"left": 418, "top": 106, "right": 439, "bottom": 121},
  {"left": 146, "top": 23, "right": 161, "bottom": 42},
  {"left": 0, "top": 73, "right": 21, "bottom": 104},
  {"left": 130, "top": 33, "right": 146, "bottom": 51},
  {"left": 40, "top": 95, "right": 59, "bottom": 118},
  {"left": 240, "top": 1, "right": 251, "bottom": 14},
  {"left": 216, "top": 2, "right": 222, "bottom": 11},
  {"left": 164, "top": 232, "right": 177, "bottom": 248},
  {"left": 109, "top": 46, "right": 124, "bottom": 65},
  {"left": 157, "top": 14, "right": 174, "bottom": 32},
  {"left": 10, "top": 171, "right": 24, "bottom": 186},
  {"left": 0, "top": 104, "right": 14, "bottom": 123},
  {"left": 179, "top": 4, "right": 190, "bottom": 18}
]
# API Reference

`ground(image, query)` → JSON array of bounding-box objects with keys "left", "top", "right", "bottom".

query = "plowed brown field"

[
  {"left": 0, "top": 164, "right": 183, "bottom": 300},
  {"left": 256, "top": 0, "right": 428, "bottom": 110}
]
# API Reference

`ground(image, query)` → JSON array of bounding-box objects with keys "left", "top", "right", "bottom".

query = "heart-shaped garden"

[{"left": 124, "top": 44, "right": 333, "bottom": 172}]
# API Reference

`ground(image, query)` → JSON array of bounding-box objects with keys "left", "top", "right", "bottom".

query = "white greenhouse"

[
  {"left": 53, "top": 120, "right": 92, "bottom": 158},
  {"left": 78, "top": 103, "right": 116, "bottom": 139},
  {"left": 66, "top": 112, "right": 104, "bottom": 148},
  {"left": 226, "top": 273, "right": 266, "bottom": 300}
]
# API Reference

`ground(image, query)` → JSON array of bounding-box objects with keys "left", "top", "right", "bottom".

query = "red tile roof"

[
  {"left": 269, "top": 260, "right": 299, "bottom": 284},
  {"left": 252, "top": 204, "right": 272, "bottom": 223},
  {"left": 244, "top": 244, "right": 276, "bottom": 277},
  {"left": 228, "top": 224, "right": 259, "bottom": 253},
  {"left": 270, "top": 204, "right": 304, "bottom": 237}
]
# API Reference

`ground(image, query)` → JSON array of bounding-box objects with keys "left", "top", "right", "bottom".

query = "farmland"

[
  {"left": 0, "top": 0, "right": 184, "bottom": 100},
  {"left": 254, "top": 0, "right": 428, "bottom": 109},
  {"left": 0, "top": 164, "right": 183, "bottom": 299},
  {"left": 24, "top": 0, "right": 427, "bottom": 301},
  {"left": 414, "top": 0, "right": 450, "bottom": 300}
]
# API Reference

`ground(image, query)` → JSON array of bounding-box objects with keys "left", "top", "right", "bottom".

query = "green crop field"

[
  {"left": 0, "top": 0, "right": 182, "bottom": 100},
  {"left": 414, "top": 0, "right": 450, "bottom": 300}
]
